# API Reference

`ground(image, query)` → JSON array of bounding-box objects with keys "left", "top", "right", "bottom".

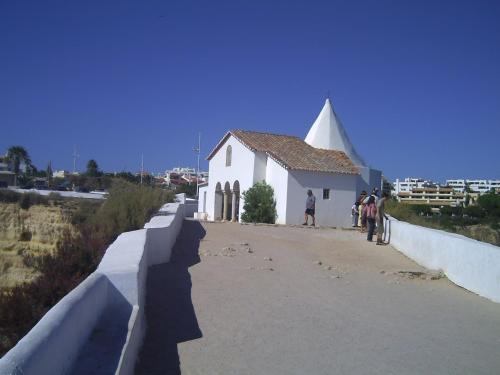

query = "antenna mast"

[{"left": 72, "top": 145, "right": 79, "bottom": 174}]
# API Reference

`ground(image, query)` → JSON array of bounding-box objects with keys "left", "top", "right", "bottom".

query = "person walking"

[
  {"left": 358, "top": 191, "right": 367, "bottom": 231},
  {"left": 351, "top": 201, "right": 359, "bottom": 227},
  {"left": 365, "top": 195, "right": 377, "bottom": 242},
  {"left": 303, "top": 189, "right": 316, "bottom": 226},
  {"left": 376, "top": 192, "right": 389, "bottom": 245}
]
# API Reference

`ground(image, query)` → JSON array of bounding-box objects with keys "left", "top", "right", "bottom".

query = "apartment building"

[
  {"left": 393, "top": 177, "right": 435, "bottom": 195},
  {"left": 397, "top": 186, "right": 464, "bottom": 210},
  {"left": 446, "top": 179, "right": 500, "bottom": 194}
]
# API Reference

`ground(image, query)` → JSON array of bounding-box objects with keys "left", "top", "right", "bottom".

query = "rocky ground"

[{"left": 137, "top": 220, "right": 500, "bottom": 375}]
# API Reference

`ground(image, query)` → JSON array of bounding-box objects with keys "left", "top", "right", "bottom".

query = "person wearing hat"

[{"left": 303, "top": 189, "right": 316, "bottom": 226}]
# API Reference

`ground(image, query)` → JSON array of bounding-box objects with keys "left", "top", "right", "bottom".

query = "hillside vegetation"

[
  {"left": 0, "top": 182, "right": 174, "bottom": 356},
  {"left": 386, "top": 194, "right": 500, "bottom": 246}
]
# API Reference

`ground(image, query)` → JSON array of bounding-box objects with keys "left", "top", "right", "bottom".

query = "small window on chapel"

[
  {"left": 226, "top": 145, "right": 232, "bottom": 166},
  {"left": 323, "top": 188, "right": 330, "bottom": 200}
]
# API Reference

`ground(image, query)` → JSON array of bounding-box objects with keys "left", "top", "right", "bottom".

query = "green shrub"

[
  {"left": 463, "top": 205, "right": 486, "bottom": 218},
  {"left": 385, "top": 199, "right": 414, "bottom": 221},
  {"left": 91, "top": 180, "right": 174, "bottom": 243},
  {"left": 477, "top": 193, "right": 500, "bottom": 218},
  {"left": 241, "top": 182, "right": 277, "bottom": 224},
  {"left": 440, "top": 206, "right": 453, "bottom": 216},
  {"left": 452, "top": 206, "right": 463, "bottom": 216},
  {"left": 409, "top": 205, "right": 432, "bottom": 216}
]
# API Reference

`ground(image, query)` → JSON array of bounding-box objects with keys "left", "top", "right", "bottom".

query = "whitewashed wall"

[
  {"left": 197, "top": 185, "right": 209, "bottom": 216},
  {"left": 205, "top": 135, "right": 257, "bottom": 221},
  {"left": 286, "top": 171, "right": 357, "bottom": 227},
  {"left": 388, "top": 217, "right": 500, "bottom": 303},
  {"left": 265, "top": 158, "right": 289, "bottom": 224},
  {"left": 253, "top": 151, "right": 267, "bottom": 183},
  {"left": 0, "top": 199, "right": 187, "bottom": 375}
]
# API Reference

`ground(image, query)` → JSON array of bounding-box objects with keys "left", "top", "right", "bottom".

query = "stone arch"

[
  {"left": 232, "top": 180, "right": 241, "bottom": 222},
  {"left": 214, "top": 182, "right": 223, "bottom": 220}
]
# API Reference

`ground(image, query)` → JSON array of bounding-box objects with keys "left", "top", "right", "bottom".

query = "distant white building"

[
  {"left": 197, "top": 99, "right": 382, "bottom": 227},
  {"left": 396, "top": 186, "right": 464, "bottom": 209},
  {"left": 164, "top": 167, "right": 208, "bottom": 186},
  {"left": 52, "top": 170, "right": 69, "bottom": 179},
  {"left": 446, "top": 179, "right": 500, "bottom": 194},
  {"left": 393, "top": 177, "right": 435, "bottom": 195}
]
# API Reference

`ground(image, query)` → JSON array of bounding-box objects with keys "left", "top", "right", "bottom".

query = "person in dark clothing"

[{"left": 365, "top": 196, "right": 377, "bottom": 242}]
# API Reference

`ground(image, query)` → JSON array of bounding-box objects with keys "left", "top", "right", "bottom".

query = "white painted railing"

[
  {"left": 387, "top": 217, "right": 500, "bottom": 303},
  {"left": 0, "top": 198, "right": 186, "bottom": 375}
]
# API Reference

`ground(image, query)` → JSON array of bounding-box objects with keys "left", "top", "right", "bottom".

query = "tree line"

[{"left": 1, "top": 146, "right": 158, "bottom": 191}]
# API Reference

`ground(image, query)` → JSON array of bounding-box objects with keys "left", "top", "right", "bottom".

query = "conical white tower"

[{"left": 305, "top": 98, "right": 366, "bottom": 167}]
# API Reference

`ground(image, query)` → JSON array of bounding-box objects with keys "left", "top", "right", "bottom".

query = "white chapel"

[{"left": 197, "top": 99, "right": 382, "bottom": 227}]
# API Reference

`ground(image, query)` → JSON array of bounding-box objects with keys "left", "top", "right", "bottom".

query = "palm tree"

[{"left": 6, "top": 146, "right": 32, "bottom": 186}]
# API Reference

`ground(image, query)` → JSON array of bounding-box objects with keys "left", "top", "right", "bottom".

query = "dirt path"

[{"left": 137, "top": 220, "right": 500, "bottom": 375}]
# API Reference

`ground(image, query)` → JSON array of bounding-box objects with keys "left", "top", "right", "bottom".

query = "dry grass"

[{"left": 0, "top": 202, "right": 77, "bottom": 290}]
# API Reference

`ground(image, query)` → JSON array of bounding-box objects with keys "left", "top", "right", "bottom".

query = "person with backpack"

[{"left": 358, "top": 191, "right": 367, "bottom": 231}]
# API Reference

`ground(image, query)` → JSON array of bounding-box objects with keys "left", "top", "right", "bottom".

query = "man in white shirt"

[{"left": 303, "top": 189, "right": 316, "bottom": 226}]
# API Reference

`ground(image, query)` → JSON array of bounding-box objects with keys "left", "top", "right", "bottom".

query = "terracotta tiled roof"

[{"left": 207, "top": 130, "right": 359, "bottom": 175}]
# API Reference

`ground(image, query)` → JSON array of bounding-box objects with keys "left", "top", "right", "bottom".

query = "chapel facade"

[{"left": 197, "top": 99, "right": 382, "bottom": 228}]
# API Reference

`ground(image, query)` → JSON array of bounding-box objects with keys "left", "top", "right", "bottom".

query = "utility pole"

[
  {"left": 72, "top": 145, "right": 79, "bottom": 174},
  {"left": 193, "top": 133, "right": 201, "bottom": 199}
]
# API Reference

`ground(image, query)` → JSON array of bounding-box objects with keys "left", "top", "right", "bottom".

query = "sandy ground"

[{"left": 136, "top": 220, "right": 500, "bottom": 375}]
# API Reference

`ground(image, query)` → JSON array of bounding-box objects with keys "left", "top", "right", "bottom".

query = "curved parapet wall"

[
  {"left": 0, "top": 274, "right": 109, "bottom": 374},
  {"left": 388, "top": 217, "right": 500, "bottom": 303},
  {"left": 0, "top": 198, "right": 187, "bottom": 375}
]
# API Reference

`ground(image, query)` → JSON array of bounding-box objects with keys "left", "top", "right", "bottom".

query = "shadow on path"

[{"left": 136, "top": 220, "right": 205, "bottom": 375}]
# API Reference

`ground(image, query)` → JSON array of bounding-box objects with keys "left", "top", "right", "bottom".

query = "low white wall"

[
  {"left": 0, "top": 197, "right": 188, "bottom": 375},
  {"left": 9, "top": 188, "right": 106, "bottom": 200},
  {"left": 184, "top": 201, "right": 198, "bottom": 219},
  {"left": 388, "top": 217, "right": 500, "bottom": 303},
  {"left": 0, "top": 273, "right": 109, "bottom": 374}
]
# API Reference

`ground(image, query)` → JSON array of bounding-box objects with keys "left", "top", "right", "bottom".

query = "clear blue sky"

[{"left": 1, "top": 0, "right": 499, "bottom": 182}]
